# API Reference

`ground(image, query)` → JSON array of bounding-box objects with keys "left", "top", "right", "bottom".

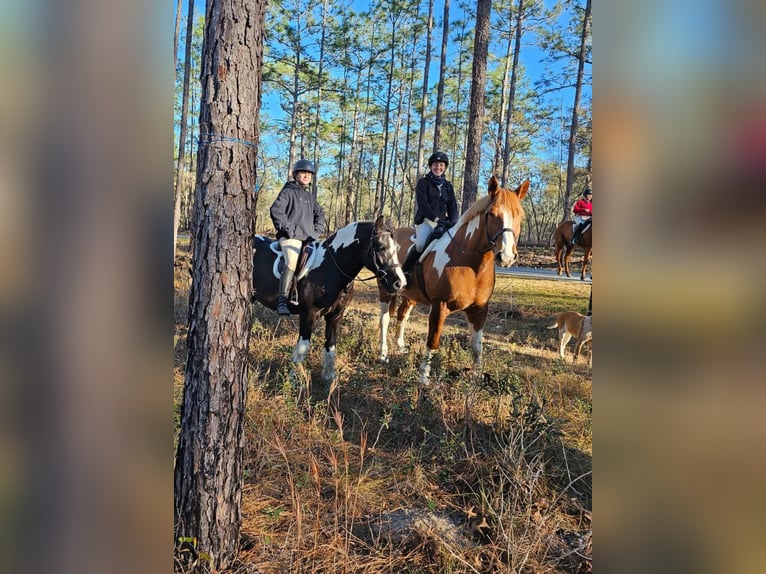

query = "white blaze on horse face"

[
  {"left": 498, "top": 211, "right": 516, "bottom": 267},
  {"left": 385, "top": 235, "right": 408, "bottom": 287},
  {"left": 292, "top": 337, "right": 310, "bottom": 364}
]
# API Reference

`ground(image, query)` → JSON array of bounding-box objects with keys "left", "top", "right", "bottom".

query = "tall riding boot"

[
  {"left": 569, "top": 224, "right": 579, "bottom": 246},
  {"left": 401, "top": 247, "right": 422, "bottom": 274},
  {"left": 276, "top": 267, "right": 295, "bottom": 315}
]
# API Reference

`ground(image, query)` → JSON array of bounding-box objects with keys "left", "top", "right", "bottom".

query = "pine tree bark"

[
  {"left": 563, "top": 0, "right": 591, "bottom": 218},
  {"left": 174, "top": 0, "right": 266, "bottom": 569},
  {"left": 461, "top": 0, "right": 492, "bottom": 212}
]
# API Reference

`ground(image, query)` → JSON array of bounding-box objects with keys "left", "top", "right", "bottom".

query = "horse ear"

[
  {"left": 515, "top": 179, "right": 530, "bottom": 200},
  {"left": 487, "top": 175, "right": 499, "bottom": 196},
  {"left": 374, "top": 214, "right": 385, "bottom": 229}
]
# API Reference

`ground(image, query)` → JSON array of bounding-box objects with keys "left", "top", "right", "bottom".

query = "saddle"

[{"left": 572, "top": 219, "right": 592, "bottom": 244}]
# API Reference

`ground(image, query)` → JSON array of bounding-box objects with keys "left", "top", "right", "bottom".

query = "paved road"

[{"left": 497, "top": 265, "right": 591, "bottom": 283}]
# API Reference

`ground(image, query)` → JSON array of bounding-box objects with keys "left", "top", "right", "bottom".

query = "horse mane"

[{"left": 456, "top": 194, "right": 494, "bottom": 227}]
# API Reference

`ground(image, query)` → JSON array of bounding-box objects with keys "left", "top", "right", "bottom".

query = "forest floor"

[{"left": 174, "top": 239, "right": 592, "bottom": 573}]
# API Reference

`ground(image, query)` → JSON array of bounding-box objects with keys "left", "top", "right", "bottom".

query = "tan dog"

[{"left": 547, "top": 311, "right": 592, "bottom": 364}]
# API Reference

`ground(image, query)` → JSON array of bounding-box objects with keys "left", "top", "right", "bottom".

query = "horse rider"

[
  {"left": 270, "top": 159, "right": 326, "bottom": 315},
  {"left": 569, "top": 187, "right": 592, "bottom": 246},
  {"left": 401, "top": 151, "right": 459, "bottom": 273}
]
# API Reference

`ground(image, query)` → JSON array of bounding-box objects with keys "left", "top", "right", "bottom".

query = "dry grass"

[{"left": 174, "top": 240, "right": 592, "bottom": 573}]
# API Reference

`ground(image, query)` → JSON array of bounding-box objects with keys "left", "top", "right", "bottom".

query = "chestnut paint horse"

[
  {"left": 253, "top": 216, "right": 405, "bottom": 386},
  {"left": 553, "top": 220, "right": 592, "bottom": 280},
  {"left": 378, "top": 176, "right": 529, "bottom": 383}
]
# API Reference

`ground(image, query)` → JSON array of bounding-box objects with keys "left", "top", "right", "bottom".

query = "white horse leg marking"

[
  {"left": 419, "top": 349, "right": 434, "bottom": 385},
  {"left": 322, "top": 345, "right": 336, "bottom": 382},
  {"left": 396, "top": 304, "right": 414, "bottom": 352},
  {"left": 469, "top": 325, "right": 484, "bottom": 369},
  {"left": 379, "top": 302, "right": 390, "bottom": 362},
  {"left": 288, "top": 337, "right": 311, "bottom": 390},
  {"left": 292, "top": 337, "right": 310, "bottom": 364}
]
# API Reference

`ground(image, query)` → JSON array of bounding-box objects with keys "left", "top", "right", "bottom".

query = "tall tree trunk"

[
  {"left": 461, "top": 0, "right": 492, "bottom": 212},
  {"left": 174, "top": 0, "right": 266, "bottom": 569},
  {"left": 501, "top": 0, "right": 524, "bottom": 187},
  {"left": 416, "top": 0, "right": 434, "bottom": 178},
  {"left": 400, "top": 47, "right": 417, "bottom": 226},
  {"left": 345, "top": 65, "right": 363, "bottom": 225},
  {"left": 288, "top": 11, "right": 304, "bottom": 178},
  {"left": 450, "top": 19, "right": 468, "bottom": 199},
  {"left": 312, "top": 0, "right": 329, "bottom": 199},
  {"left": 173, "top": 0, "right": 195, "bottom": 260},
  {"left": 563, "top": 0, "right": 591, "bottom": 218},
  {"left": 376, "top": 13, "right": 397, "bottom": 216},
  {"left": 174, "top": 0, "right": 183, "bottom": 74},
  {"left": 493, "top": 21, "right": 513, "bottom": 177},
  {"left": 433, "top": 0, "right": 449, "bottom": 153}
]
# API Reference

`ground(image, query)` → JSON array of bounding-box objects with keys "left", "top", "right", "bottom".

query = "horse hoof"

[{"left": 379, "top": 356, "right": 389, "bottom": 364}]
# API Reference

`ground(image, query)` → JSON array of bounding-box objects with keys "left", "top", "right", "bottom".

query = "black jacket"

[
  {"left": 270, "top": 181, "right": 326, "bottom": 241},
  {"left": 414, "top": 172, "right": 458, "bottom": 224}
]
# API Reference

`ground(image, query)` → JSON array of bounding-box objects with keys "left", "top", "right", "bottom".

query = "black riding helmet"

[
  {"left": 583, "top": 188, "right": 592, "bottom": 197},
  {"left": 292, "top": 159, "right": 316, "bottom": 176},
  {"left": 428, "top": 151, "right": 449, "bottom": 168}
]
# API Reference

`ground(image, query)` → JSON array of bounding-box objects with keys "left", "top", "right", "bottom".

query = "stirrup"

[{"left": 276, "top": 296, "right": 290, "bottom": 316}]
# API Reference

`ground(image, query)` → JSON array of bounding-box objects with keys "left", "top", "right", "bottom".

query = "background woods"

[{"left": 174, "top": 0, "right": 591, "bottom": 245}]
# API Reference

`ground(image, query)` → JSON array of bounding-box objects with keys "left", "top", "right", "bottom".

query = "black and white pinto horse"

[{"left": 253, "top": 216, "right": 405, "bottom": 385}]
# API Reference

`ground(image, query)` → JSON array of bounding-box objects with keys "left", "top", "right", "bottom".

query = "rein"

[{"left": 326, "top": 230, "right": 398, "bottom": 282}]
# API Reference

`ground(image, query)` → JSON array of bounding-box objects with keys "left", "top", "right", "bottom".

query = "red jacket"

[{"left": 573, "top": 198, "right": 592, "bottom": 217}]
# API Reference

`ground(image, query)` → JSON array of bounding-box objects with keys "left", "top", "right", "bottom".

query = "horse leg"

[
  {"left": 465, "top": 305, "right": 489, "bottom": 372},
  {"left": 290, "top": 312, "right": 316, "bottom": 397},
  {"left": 564, "top": 246, "right": 573, "bottom": 277},
  {"left": 556, "top": 242, "right": 564, "bottom": 276},
  {"left": 378, "top": 295, "right": 395, "bottom": 363},
  {"left": 420, "top": 302, "right": 448, "bottom": 384},
  {"left": 322, "top": 308, "right": 345, "bottom": 384},
  {"left": 395, "top": 297, "right": 416, "bottom": 354},
  {"left": 581, "top": 246, "right": 592, "bottom": 281}
]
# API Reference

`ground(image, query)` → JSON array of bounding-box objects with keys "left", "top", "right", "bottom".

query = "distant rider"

[
  {"left": 569, "top": 188, "right": 592, "bottom": 245},
  {"left": 401, "top": 151, "right": 459, "bottom": 272},
  {"left": 270, "top": 159, "right": 326, "bottom": 315}
]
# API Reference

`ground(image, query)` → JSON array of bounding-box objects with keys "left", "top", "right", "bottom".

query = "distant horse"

[
  {"left": 553, "top": 220, "right": 592, "bottom": 280},
  {"left": 377, "top": 176, "right": 529, "bottom": 383},
  {"left": 253, "top": 216, "right": 405, "bottom": 386}
]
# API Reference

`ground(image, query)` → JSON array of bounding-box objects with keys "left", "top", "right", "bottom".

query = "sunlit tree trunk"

[
  {"left": 501, "top": 0, "right": 524, "bottom": 187},
  {"left": 311, "top": 0, "right": 329, "bottom": 199},
  {"left": 174, "top": 0, "right": 182, "bottom": 73},
  {"left": 433, "top": 0, "right": 449, "bottom": 152},
  {"left": 416, "top": 0, "right": 434, "bottom": 178},
  {"left": 173, "top": 0, "right": 195, "bottom": 260},
  {"left": 461, "top": 0, "right": 491, "bottom": 211}
]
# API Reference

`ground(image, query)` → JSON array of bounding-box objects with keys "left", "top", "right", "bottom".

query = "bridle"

[
  {"left": 327, "top": 228, "right": 401, "bottom": 283},
  {"left": 480, "top": 205, "right": 515, "bottom": 254}
]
